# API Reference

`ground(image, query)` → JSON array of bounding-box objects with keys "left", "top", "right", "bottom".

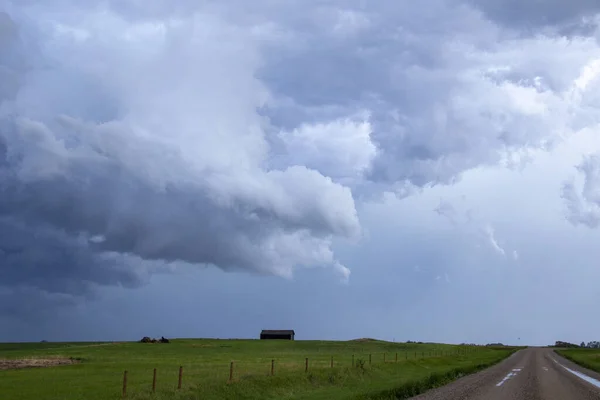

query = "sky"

[{"left": 2, "top": 0, "right": 600, "bottom": 346}]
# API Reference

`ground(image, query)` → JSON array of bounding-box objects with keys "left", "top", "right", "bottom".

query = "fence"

[{"left": 119, "top": 347, "right": 477, "bottom": 398}]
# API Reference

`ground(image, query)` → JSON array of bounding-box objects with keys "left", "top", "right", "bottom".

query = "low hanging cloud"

[
  {"left": 3, "top": 0, "right": 600, "bottom": 311},
  {"left": 0, "top": 4, "right": 361, "bottom": 303}
]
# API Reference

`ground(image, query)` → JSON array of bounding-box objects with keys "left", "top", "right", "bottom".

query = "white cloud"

[
  {"left": 484, "top": 225, "right": 506, "bottom": 256},
  {"left": 563, "top": 154, "right": 600, "bottom": 228},
  {"left": 276, "top": 112, "right": 377, "bottom": 182}
]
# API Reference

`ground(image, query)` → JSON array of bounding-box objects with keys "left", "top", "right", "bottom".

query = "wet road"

[{"left": 410, "top": 347, "right": 600, "bottom": 400}]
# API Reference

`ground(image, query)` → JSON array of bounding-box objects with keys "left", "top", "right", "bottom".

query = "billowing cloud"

[
  {"left": 255, "top": 1, "right": 600, "bottom": 187},
  {"left": 274, "top": 111, "right": 377, "bottom": 183},
  {"left": 4, "top": 0, "right": 600, "bottom": 323},
  {"left": 0, "top": 4, "right": 361, "bottom": 303}
]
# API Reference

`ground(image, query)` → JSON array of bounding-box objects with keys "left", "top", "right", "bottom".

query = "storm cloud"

[
  {"left": 3, "top": 0, "right": 600, "bottom": 338},
  {"left": 0, "top": 3, "right": 361, "bottom": 304},
  {"left": 466, "top": 0, "right": 600, "bottom": 30}
]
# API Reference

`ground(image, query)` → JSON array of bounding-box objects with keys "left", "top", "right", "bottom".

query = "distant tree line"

[
  {"left": 554, "top": 341, "right": 580, "bottom": 348},
  {"left": 580, "top": 341, "right": 600, "bottom": 348},
  {"left": 553, "top": 340, "right": 600, "bottom": 348}
]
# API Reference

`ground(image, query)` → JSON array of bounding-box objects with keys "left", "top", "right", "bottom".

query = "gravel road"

[{"left": 410, "top": 347, "right": 600, "bottom": 399}]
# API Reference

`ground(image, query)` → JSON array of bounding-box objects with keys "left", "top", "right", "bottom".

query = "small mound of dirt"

[{"left": 0, "top": 358, "right": 79, "bottom": 370}]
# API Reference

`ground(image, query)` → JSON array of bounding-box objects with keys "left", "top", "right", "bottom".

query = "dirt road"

[{"left": 410, "top": 347, "right": 600, "bottom": 399}]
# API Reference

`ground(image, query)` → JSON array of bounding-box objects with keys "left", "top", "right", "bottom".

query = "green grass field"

[
  {"left": 555, "top": 348, "right": 600, "bottom": 373},
  {"left": 0, "top": 339, "right": 517, "bottom": 400}
]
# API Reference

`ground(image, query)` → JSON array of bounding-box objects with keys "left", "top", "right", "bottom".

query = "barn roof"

[{"left": 261, "top": 330, "right": 295, "bottom": 335}]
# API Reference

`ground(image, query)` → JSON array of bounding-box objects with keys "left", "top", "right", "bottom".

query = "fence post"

[
  {"left": 305, "top": 357, "right": 308, "bottom": 373},
  {"left": 369, "top": 354, "right": 372, "bottom": 365},
  {"left": 395, "top": 352, "right": 398, "bottom": 362},
  {"left": 152, "top": 368, "right": 157, "bottom": 393},
  {"left": 178, "top": 366, "right": 183, "bottom": 390},
  {"left": 331, "top": 356, "right": 334, "bottom": 368},
  {"left": 229, "top": 361, "right": 234, "bottom": 383},
  {"left": 122, "top": 371, "right": 128, "bottom": 398},
  {"left": 271, "top": 359, "right": 275, "bottom": 376}
]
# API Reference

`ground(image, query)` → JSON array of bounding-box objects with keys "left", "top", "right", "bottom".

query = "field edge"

[
  {"left": 358, "top": 348, "right": 520, "bottom": 400},
  {"left": 554, "top": 349, "right": 600, "bottom": 373}
]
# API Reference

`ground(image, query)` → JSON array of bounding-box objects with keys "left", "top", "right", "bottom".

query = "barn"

[{"left": 260, "top": 330, "right": 295, "bottom": 340}]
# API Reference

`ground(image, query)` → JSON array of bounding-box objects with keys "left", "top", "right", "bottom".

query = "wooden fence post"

[
  {"left": 229, "top": 361, "right": 234, "bottom": 383},
  {"left": 369, "top": 354, "right": 372, "bottom": 365},
  {"left": 395, "top": 352, "right": 398, "bottom": 362},
  {"left": 305, "top": 357, "right": 309, "bottom": 373},
  {"left": 271, "top": 359, "right": 275, "bottom": 376},
  {"left": 152, "top": 368, "right": 157, "bottom": 393},
  {"left": 330, "top": 356, "right": 334, "bottom": 368},
  {"left": 178, "top": 366, "right": 183, "bottom": 390},
  {"left": 122, "top": 370, "right": 128, "bottom": 398}
]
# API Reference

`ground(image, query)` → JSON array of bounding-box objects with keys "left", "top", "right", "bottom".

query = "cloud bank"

[
  {"left": 0, "top": 2, "right": 362, "bottom": 304},
  {"left": 3, "top": 0, "right": 600, "bottom": 319}
]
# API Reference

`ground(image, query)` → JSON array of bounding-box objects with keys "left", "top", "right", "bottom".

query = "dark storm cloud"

[
  {"left": 466, "top": 0, "right": 600, "bottom": 29},
  {"left": 2, "top": 0, "right": 600, "bottom": 323},
  {"left": 0, "top": 3, "right": 359, "bottom": 309}
]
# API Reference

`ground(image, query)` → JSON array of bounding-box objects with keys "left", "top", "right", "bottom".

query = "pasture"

[{"left": 0, "top": 339, "right": 517, "bottom": 400}]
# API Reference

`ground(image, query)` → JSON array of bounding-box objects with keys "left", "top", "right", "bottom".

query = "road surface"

[{"left": 410, "top": 347, "right": 600, "bottom": 400}]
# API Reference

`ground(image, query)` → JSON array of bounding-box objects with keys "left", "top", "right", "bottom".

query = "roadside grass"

[
  {"left": 0, "top": 339, "right": 517, "bottom": 400},
  {"left": 555, "top": 348, "right": 600, "bottom": 372}
]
